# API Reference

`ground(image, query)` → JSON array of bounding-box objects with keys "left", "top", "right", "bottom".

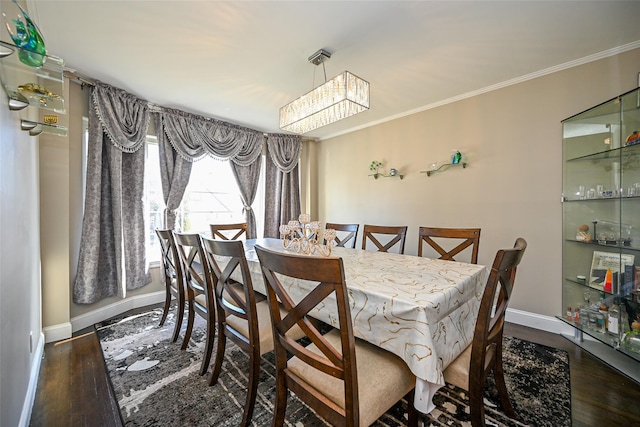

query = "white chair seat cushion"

[
  {"left": 225, "top": 300, "right": 305, "bottom": 355},
  {"left": 442, "top": 344, "right": 471, "bottom": 391},
  {"left": 287, "top": 329, "right": 415, "bottom": 427}
]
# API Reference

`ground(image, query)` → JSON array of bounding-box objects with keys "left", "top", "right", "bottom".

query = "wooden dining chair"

[
  {"left": 155, "top": 229, "right": 186, "bottom": 343},
  {"left": 202, "top": 237, "right": 302, "bottom": 427},
  {"left": 361, "top": 224, "right": 408, "bottom": 254},
  {"left": 172, "top": 232, "right": 217, "bottom": 376},
  {"left": 210, "top": 222, "right": 248, "bottom": 240},
  {"left": 443, "top": 237, "right": 527, "bottom": 427},
  {"left": 255, "top": 245, "right": 418, "bottom": 427},
  {"left": 324, "top": 222, "right": 359, "bottom": 249},
  {"left": 418, "top": 226, "right": 481, "bottom": 264}
]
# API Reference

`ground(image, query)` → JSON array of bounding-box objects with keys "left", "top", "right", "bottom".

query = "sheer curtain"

[
  {"left": 264, "top": 134, "right": 302, "bottom": 238},
  {"left": 74, "top": 81, "right": 151, "bottom": 303}
]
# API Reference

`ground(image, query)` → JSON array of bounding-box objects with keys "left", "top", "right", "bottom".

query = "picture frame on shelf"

[{"left": 589, "top": 251, "right": 635, "bottom": 294}]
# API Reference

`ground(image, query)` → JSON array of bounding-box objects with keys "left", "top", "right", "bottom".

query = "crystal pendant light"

[{"left": 279, "top": 49, "right": 369, "bottom": 134}]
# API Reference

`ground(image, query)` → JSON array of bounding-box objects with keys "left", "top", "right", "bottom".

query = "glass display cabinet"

[{"left": 561, "top": 87, "right": 640, "bottom": 378}]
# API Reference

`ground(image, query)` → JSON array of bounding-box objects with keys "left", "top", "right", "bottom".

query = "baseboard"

[
  {"left": 70, "top": 291, "right": 165, "bottom": 333},
  {"left": 19, "top": 332, "right": 44, "bottom": 427},
  {"left": 505, "top": 307, "right": 576, "bottom": 336},
  {"left": 43, "top": 322, "right": 72, "bottom": 343}
]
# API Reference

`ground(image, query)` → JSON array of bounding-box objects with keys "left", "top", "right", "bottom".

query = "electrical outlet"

[{"left": 30, "top": 331, "right": 33, "bottom": 353}]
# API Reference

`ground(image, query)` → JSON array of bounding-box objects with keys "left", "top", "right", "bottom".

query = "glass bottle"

[
  {"left": 607, "top": 297, "right": 620, "bottom": 344},
  {"left": 619, "top": 299, "right": 630, "bottom": 349}
]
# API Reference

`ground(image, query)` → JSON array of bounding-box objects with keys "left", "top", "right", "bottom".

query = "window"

[{"left": 144, "top": 140, "right": 265, "bottom": 263}]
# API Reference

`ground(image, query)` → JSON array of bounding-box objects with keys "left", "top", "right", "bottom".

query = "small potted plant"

[{"left": 369, "top": 160, "right": 382, "bottom": 178}]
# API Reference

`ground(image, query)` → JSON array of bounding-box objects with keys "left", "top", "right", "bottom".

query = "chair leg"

[
  {"left": 468, "top": 379, "right": 487, "bottom": 427},
  {"left": 271, "top": 374, "right": 288, "bottom": 427},
  {"left": 208, "top": 328, "right": 227, "bottom": 386},
  {"left": 493, "top": 351, "right": 515, "bottom": 418},
  {"left": 199, "top": 314, "right": 216, "bottom": 376},
  {"left": 159, "top": 287, "right": 172, "bottom": 326},
  {"left": 239, "top": 348, "right": 261, "bottom": 427},
  {"left": 405, "top": 390, "right": 419, "bottom": 427},
  {"left": 171, "top": 292, "right": 185, "bottom": 343},
  {"left": 181, "top": 301, "right": 195, "bottom": 351}
]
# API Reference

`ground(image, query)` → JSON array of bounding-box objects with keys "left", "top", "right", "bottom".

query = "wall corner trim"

[{"left": 20, "top": 332, "right": 44, "bottom": 427}]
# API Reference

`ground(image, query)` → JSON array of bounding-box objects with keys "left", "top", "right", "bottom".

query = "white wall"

[
  {"left": 0, "top": 63, "right": 44, "bottom": 427},
  {"left": 316, "top": 47, "right": 640, "bottom": 321}
]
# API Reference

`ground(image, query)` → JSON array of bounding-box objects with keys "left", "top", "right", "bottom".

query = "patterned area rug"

[{"left": 96, "top": 307, "right": 571, "bottom": 426}]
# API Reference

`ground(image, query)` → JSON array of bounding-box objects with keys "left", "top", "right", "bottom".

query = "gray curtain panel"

[
  {"left": 74, "top": 82, "right": 151, "bottom": 304},
  {"left": 264, "top": 134, "right": 302, "bottom": 238},
  {"left": 153, "top": 112, "right": 192, "bottom": 230}
]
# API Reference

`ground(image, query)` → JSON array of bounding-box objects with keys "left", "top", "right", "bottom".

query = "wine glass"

[{"left": 583, "top": 289, "right": 591, "bottom": 307}]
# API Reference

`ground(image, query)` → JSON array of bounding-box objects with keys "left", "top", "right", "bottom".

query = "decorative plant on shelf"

[{"left": 369, "top": 160, "right": 382, "bottom": 178}]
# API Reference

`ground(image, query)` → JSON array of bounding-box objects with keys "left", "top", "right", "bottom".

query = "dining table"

[{"left": 228, "top": 237, "right": 489, "bottom": 414}]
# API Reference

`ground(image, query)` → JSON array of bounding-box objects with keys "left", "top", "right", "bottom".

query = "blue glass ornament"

[{"left": 3, "top": 0, "right": 47, "bottom": 67}]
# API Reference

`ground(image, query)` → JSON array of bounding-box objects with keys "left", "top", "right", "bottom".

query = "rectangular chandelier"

[{"left": 279, "top": 70, "right": 370, "bottom": 134}]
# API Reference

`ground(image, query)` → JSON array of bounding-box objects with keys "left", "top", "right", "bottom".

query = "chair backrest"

[
  {"left": 255, "top": 245, "right": 360, "bottom": 426},
  {"left": 418, "top": 227, "right": 481, "bottom": 264},
  {"left": 324, "top": 223, "right": 359, "bottom": 249},
  {"left": 201, "top": 238, "right": 259, "bottom": 351},
  {"left": 471, "top": 238, "right": 527, "bottom": 381},
  {"left": 173, "top": 232, "right": 215, "bottom": 311},
  {"left": 210, "top": 222, "right": 248, "bottom": 240},
  {"left": 155, "top": 229, "right": 183, "bottom": 291},
  {"left": 361, "top": 224, "right": 408, "bottom": 254}
]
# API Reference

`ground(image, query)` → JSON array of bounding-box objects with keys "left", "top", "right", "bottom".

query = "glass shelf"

[
  {"left": 420, "top": 162, "right": 467, "bottom": 176},
  {"left": 0, "top": 40, "right": 66, "bottom": 113},
  {"left": 369, "top": 172, "right": 404, "bottom": 179},
  {"left": 564, "top": 239, "right": 640, "bottom": 252},
  {"left": 563, "top": 195, "right": 640, "bottom": 202},
  {"left": 557, "top": 316, "right": 640, "bottom": 362},
  {"left": 566, "top": 140, "right": 640, "bottom": 163},
  {"left": 20, "top": 119, "right": 67, "bottom": 137}
]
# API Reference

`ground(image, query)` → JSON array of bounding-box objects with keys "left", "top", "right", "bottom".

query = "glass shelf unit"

[
  {"left": 0, "top": 41, "right": 65, "bottom": 113},
  {"left": 561, "top": 87, "right": 640, "bottom": 367}
]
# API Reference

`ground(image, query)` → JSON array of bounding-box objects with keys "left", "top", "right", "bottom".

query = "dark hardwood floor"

[{"left": 29, "top": 306, "right": 640, "bottom": 427}]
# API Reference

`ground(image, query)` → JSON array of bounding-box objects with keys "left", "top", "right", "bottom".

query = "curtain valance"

[
  {"left": 92, "top": 81, "right": 150, "bottom": 153},
  {"left": 159, "top": 108, "right": 263, "bottom": 166},
  {"left": 266, "top": 134, "right": 302, "bottom": 173}
]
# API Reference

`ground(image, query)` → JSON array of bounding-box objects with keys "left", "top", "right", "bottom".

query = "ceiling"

[{"left": 17, "top": 1, "right": 640, "bottom": 140}]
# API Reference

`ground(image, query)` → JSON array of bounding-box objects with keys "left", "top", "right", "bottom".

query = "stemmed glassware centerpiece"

[{"left": 279, "top": 214, "right": 336, "bottom": 257}]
